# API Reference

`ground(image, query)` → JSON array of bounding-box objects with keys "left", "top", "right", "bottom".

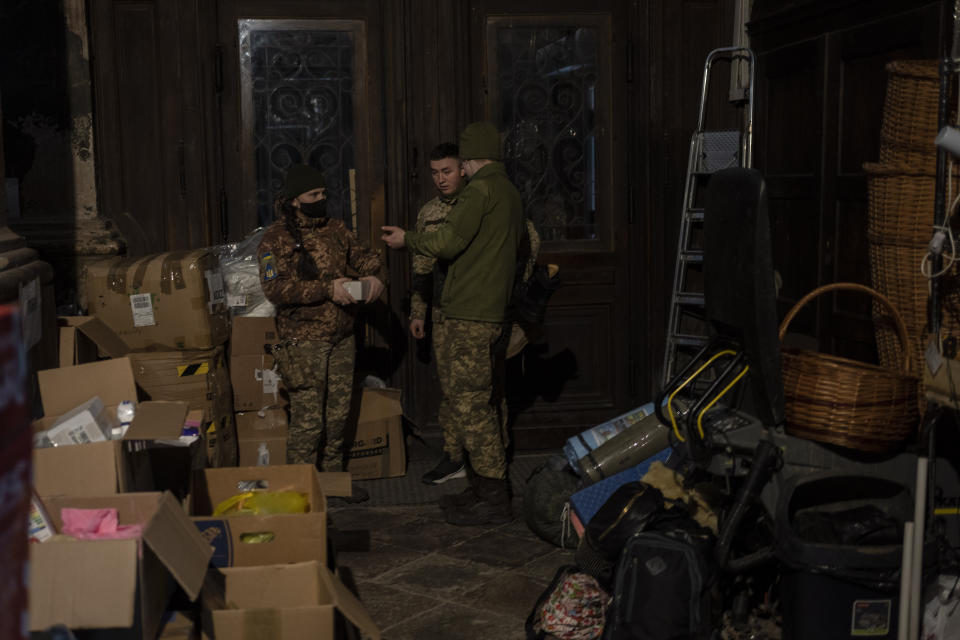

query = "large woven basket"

[
  {"left": 880, "top": 60, "right": 939, "bottom": 144},
  {"left": 864, "top": 162, "right": 939, "bottom": 245},
  {"left": 779, "top": 283, "right": 919, "bottom": 453}
]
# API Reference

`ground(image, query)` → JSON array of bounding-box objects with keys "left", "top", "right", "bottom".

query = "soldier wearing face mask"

[{"left": 258, "top": 164, "right": 385, "bottom": 502}]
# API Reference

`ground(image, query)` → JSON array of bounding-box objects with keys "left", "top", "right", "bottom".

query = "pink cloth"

[{"left": 61, "top": 508, "right": 144, "bottom": 540}]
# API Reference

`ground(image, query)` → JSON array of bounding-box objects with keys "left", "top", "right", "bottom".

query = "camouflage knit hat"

[
  {"left": 282, "top": 164, "right": 326, "bottom": 198},
  {"left": 458, "top": 121, "right": 501, "bottom": 160}
]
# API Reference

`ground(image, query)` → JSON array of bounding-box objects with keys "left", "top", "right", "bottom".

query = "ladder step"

[
  {"left": 669, "top": 334, "right": 709, "bottom": 347},
  {"left": 685, "top": 208, "right": 704, "bottom": 221},
  {"left": 679, "top": 251, "right": 703, "bottom": 263},
  {"left": 674, "top": 292, "right": 705, "bottom": 305}
]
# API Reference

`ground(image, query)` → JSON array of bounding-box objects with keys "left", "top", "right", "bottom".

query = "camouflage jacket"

[
  {"left": 406, "top": 162, "right": 524, "bottom": 323},
  {"left": 409, "top": 195, "right": 455, "bottom": 321},
  {"left": 258, "top": 213, "right": 383, "bottom": 343}
]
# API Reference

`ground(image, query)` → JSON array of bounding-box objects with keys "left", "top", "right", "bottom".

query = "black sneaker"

[{"left": 421, "top": 454, "right": 467, "bottom": 485}]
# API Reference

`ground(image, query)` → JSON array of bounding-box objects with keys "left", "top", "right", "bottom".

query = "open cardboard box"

[
  {"left": 32, "top": 357, "right": 190, "bottom": 497},
  {"left": 346, "top": 388, "right": 406, "bottom": 480},
  {"left": 58, "top": 315, "right": 130, "bottom": 366},
  {"left": 190, "top": 464, "right": 351, "bottom": 567},
  {"left": 30, "top": 491, "right": 213, "bottom": 640},
  {"left": 203, "top": 560, "right": 380, "bottom": 639}
]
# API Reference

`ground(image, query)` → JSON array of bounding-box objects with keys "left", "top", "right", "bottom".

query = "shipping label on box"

[
  {"left": 346, "top": 388, "right": 406, "bottom": 480},
  {"left": 83, "top": 250, "right": 229, "bottom": 351}
]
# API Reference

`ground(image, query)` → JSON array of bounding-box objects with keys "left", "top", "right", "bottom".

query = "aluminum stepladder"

[{"left": 661, "top": 47, "right": 756, "bottom": 389}]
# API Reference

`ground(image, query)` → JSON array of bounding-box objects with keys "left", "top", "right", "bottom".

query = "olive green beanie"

[
  {"left": 458, "top": 121, "right": 502, "bottom": 160},
  {"left": 282, "top": 164, "right": 326, "bottom": 198}
]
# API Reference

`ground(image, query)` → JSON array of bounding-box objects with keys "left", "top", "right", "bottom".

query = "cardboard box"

[
  {"left": 58, "top": 315, "right": 130, "bottom": 366},
  {"left": 30, "top": 491, "right": 213, "bottom": 639},
  {"left": 129, "top": 346, "right": 233, "bottom": 417},
  {"left": 203, "top": 561, "right": 380, "bottom": 640},
  {"left": 346, "top": 388, "right": 406, "bottom": 480},
  {"left": 236, "top": 409, "right": 288, "bottom": 466},
  {"left": 205, "top": 410, "right": 237, "bottom": 468},
  {"left": 126, "top": 347, "right": 235, "bottom": 467},
  {"left": 83, "top": 249, "right": 229, "bottom": 351},
  {"left": 229, "top": 316, "right": 286, "bottom": 410},
  {"left": 190, "top": 464, "right": 351, "bottom": 567},
  {"left": 32, "top": 358, "right": 190, "bottom": 497}
]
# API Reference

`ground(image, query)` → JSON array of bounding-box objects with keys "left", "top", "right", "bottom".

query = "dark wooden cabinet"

[{"left": 749, "top": 0, "right": 947, "bottom": 360}]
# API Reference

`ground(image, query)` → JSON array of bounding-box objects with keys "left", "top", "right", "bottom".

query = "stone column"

[{"left": 6, "top": 0, "right": 123, "bottom": 313}]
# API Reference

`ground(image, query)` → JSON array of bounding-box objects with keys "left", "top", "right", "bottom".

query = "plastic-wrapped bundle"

[{"left": 213, "top": 227, "right": 275, "bottom": 318}]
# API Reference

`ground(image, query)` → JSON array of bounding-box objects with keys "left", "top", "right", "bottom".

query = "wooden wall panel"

[{"left": 90, "top": 0, "right": 214, "bottom": 255}]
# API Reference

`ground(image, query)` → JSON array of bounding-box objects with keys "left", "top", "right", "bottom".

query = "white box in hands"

[{"left": 343, "top": 279, "right": 370, "bottom": 302}]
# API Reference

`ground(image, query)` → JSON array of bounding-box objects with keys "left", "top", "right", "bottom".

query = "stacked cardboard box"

[
  {"left": 129, "top": 347, "right": 236, "bottom": 467},
  {"left": 80, "top": 249, "right": 237, "bottom": 467},
  {"left": 230, "top": 316, "right": 286, "bottom": 411},
  {"left": 236, "top": 409, "right": 288, "bottom": 466},
  {"left": 82, "top": 250, "right": 229, "bottom": 351},
  {"left": 24, "top": 248, "right": 390, "bottom": 639}
]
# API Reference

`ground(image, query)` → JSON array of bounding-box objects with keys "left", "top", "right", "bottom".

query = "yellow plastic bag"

[{"left": 212, "top": 491, "right": 309, "bottom": 516}]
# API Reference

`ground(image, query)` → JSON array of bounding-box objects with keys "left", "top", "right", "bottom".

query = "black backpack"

[
  {"left": 603, "top": 519, "right": 715, "bottom": 640},
  {"left": 575, "top": 482, "right": 667, "bottom": 587}
]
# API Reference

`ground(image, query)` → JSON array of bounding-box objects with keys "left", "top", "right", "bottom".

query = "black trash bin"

[{"left": 776, "top": 472, "right": 917, "bottom": 639}]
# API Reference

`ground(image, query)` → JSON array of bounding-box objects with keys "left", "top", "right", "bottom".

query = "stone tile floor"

[{"left": 329, "top": 498, "right": 575, "bottom": 640}]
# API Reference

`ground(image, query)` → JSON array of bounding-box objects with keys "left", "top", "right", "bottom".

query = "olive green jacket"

[{"left": 405, "top": 162, "right": 523, "bottom": 323}]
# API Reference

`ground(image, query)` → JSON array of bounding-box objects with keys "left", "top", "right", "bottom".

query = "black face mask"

[{"left": 299, "top": 199, "right": 327, "bottom": 218}]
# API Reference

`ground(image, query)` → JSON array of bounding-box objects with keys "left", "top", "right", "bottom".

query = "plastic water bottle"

[
  {"left": 114, "top": 400, "right": 135, "bottom": 438},
  {"left": 257, "top": 443, "right": 270, "bottom": 466}
]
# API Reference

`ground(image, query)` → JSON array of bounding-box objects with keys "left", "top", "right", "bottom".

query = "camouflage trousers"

[
  {"left": 276, "top": 337, "right": 355, "bottom": 470},
  {"left": 434, "top": 316, "right": 508, "bottom": 480}
]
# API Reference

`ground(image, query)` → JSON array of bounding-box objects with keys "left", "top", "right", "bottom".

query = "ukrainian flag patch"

[{"left": 260, "top": 252, "right": 278, "bottom": 281}]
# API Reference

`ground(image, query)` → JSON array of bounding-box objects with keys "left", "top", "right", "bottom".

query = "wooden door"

[
  {"left": 89, "top": 0, "right": 218, "bottom": 255},
  {"left": 465, "top": 0, "right": 636, "bottom": 448},
  {"left": 216, "top": 0, "right": 385, "bottom": 249}
]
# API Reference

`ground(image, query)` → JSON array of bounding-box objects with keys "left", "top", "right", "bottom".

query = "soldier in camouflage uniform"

[
  {"left": 383, "top": 122, "right": 524, "bottom": 525},
  {"left": 409, "top": 143, "right": 471, "bottom": 485},
  {"left": 258, "top": 165, "right": 384, "bottom": 502}
]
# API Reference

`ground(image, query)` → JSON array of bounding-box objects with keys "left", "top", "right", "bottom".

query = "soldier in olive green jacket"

[{"left": 383, "top": 121, "right": 523, "bottom": 525}]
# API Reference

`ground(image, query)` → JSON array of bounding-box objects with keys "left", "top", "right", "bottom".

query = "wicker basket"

[
  {"left": 880, "top": 60, "right": 939, "bottom": 151},
  {"left": 779, "top": 282, "right": 919, "bottom": 453},
  {"left": 864, "top": 162, "right": 938, "bottom": 245}
]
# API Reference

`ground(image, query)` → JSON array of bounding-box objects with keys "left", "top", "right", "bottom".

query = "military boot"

[
  {"left": 444, "top": 476, "right": 512, "bottom": 526},
  {"left": 438, "top": 463, "right": 480, "bottom": 510}
]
